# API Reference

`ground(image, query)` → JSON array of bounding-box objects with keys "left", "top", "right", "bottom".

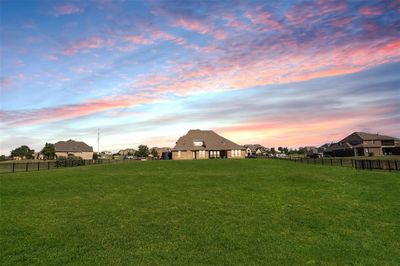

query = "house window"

[
  {"left": 193, "top": 140, "right": 203, "bottom": 146},
  {"left": 199, "top": 150, "right": 205, "bottom": 157}
]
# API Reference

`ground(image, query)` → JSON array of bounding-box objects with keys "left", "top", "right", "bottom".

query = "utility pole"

[{"left": 97, "top": 128, "right": 100, "bottom": 154}]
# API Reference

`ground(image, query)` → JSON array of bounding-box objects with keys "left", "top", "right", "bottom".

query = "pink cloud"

[
  {"left": 46, "top": 54, "right": 58, "bottom": 61},
  {"left": 359, "top": 6, "right": 384, "bottom": 16},
  {"left": 245, "top": 11, "right": 283, "bottom": 31},
  {"left": 53, "top": 4, "right": 83, "bottom": 16},
  {"left": 2, "top": 95, "right": 157, "bottom": 126},
  {"left": 316, "top": 0, "right": 347, "bottom": 15},
  {"left": 131, "top": 37, "right": 400, "bottom": 97},
  {"left": 330, "top": 18, "right": 352, "bottom": 28},
  {"left": 171, "top": 17, "right": 226, "bottom": 40},
  {"left": 0, "top": 77, "right": 12, "bottom": 88},
  {"left": 64, "top": 36, "right": 104, "bottom": 55},
  {"left": 285, "top": 1, "right": 346, "bottom": 26},
  {"left": 216, "top": 105, "right": 397, "bottom": 148},
  {"left": 124, "top": 35, "right": 152, "bottom": 45},
  {"left": 172, "top": 18, "right": 209, "bottom": 34}
]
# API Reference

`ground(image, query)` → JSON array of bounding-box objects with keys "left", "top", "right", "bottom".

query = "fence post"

[
  {"left": 37, "top": 162, "right": 40, "bottom": 171},
  {"left": 388, "top": 160, "right": 391, "bottom": 172},
  {"left": 395, "top": 160, "right": 398, "bottom": 171},
  {"left": 330, "top": 159, "right": 333, "bottom": 166},
  {"left": 26, "top": 162, "right": 29, "bottom": 172},
  {"left": 12, "top": 163, "right": 15, "bottom": 173},
  {"left": 340, "top": 159, "right": 343, "bottom": 167},
  {"left": 351, "top": 159, "right": 354, "bottom": 168},
  {"left": 322, "top": 158, "right": 324, "bottom": 165}
]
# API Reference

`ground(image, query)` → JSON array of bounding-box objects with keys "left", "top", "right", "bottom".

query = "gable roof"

[
  {"left": 172, "top": 129, "right": 244, "bottom": 151},
  {"left": 243, "top": 144, "right": 266, "bottom": 151},
  {"left": 55, "top": 140, "right": 93, "bottom": 152},
  {"left": 325, "top": 142, "right": 353, "bottom": 152},
  {"left": 341, "top": 132, "right": 398, "bottom": 142}
]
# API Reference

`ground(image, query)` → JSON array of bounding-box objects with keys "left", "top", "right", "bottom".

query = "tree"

[
  {"left": 0, "top": 155, "right": 6, "bottom": 161},
  {"left": 135, "top": 145, "right": 149, "bottom": 158},
  {"left": 11, "top": 145, "right": 34, "bottom": 159},
  {"left": 41, "top": 143, "right": 55, "bottom": 159},
  {"left": 150, "top": 147, "right": 158, "bottom": 158}
]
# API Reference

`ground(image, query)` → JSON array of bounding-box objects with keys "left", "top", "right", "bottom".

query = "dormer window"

[{"left": 193, "top": 140, "right": 203, "bottom": 146}]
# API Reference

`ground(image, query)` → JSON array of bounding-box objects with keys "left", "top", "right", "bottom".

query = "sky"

[{"left": 0, "top": 0, "right": 399, "bottom": 155}]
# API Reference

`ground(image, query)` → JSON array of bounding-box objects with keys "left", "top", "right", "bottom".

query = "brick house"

[
  {"left": 243, "top": 144, "right": 268, "bottom": 157},
  {"left": 54, "top": 140, "right": 93, "bottom": 160},
  {"left": 324, "top": 132, "right": 399, "bottom": 157},
  {"left": 172, "top": 129, "right": 245, "bottom": 160}
]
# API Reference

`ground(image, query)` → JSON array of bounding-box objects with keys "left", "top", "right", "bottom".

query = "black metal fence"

[
  {"left": 0, "top": 159, "right": 128, "bottom": 174},
  {"left": 278, "top": 157, "right": 400, "bottom": 171}
]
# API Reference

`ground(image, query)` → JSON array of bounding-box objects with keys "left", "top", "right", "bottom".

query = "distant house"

[
  {"left": 172, "top": 129, "right": 245, "bottom": 160},
  {"left": 323, "top": 132, "right": 400, "bottom": 157},
  {"left": 244, "top": 144, "right": 268, "bottom": 157},
  {"left": 151, "top": 147, "right": 171, "bottom": 160},
  {"left": 54, "top": 140, "right": 93, "bottom": 160},
  {"left": 34, "top": 152, "right": 44, "bottom": 160},
  {"left": 98, "top": 151, "right": 112, "bottom": 159},
  {"left": 118, "top": 148, "right": 136, "bottom": 156},
  {"left": 304, "top": 146, "right": 321, "bottom": 158}
]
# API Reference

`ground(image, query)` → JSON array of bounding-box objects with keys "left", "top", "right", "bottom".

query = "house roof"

[
  {"left": 172, "top": 129, "right": 244, "bottom": 151},
  {"left": 342, "top": 132, "right": 398, "bottom": 142},
  {"left": 54, "top": 140, "right": 93, "bottom": 152},
  {"left": 243, "top": 144, "right": 266, "bottom": 151},
  {"left": 152, "top": 147, "right": 171, "bottom": 153},
  {"left": 318, "top": 143, "right": 332, "bottom": 149},
  {"left": 325, "top": 142, "right": 353, "bottom": 152}
]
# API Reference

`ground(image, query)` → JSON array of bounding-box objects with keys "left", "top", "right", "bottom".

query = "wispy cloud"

[
  {"left": 64, "top": 36, "right": 105, "bottom": 55},
  {"left": 53, "top": 4, "right": 83, "bottom": 16}
]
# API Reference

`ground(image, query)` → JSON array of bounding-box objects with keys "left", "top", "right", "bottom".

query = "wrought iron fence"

[
  {"left": 0, "top": 159, "right": 128, "bottom": 174},
  {"left": 276, "top": 156, "right": 399, "bottom": 171}
]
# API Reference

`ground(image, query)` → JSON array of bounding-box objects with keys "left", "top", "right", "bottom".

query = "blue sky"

[{"left": 0, "top": 0, "right": 399, "bottom": 154}]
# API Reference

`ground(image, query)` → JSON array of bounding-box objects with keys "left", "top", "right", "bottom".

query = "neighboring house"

[
  {"left": 323, "top": 132, "right": 400, "bottom": 157},
  {"left": 151, "top": 147, "right": 171, "bottom": 160},
  {"left": 117, "top": 148, "right": 136, "bottom": 156},
  {"left": 304, "top": 146, "right": 321, "bottom": 158},
  {"left": 34, "top": 152, "right": 44, "bottom": 160},
  {"left": 98, "top": 151, "right": 112, "bottom": 159},
  {"left": 172, "top": 129, "right": 245, "bottom": 160},
  {"left": 244, "top": 144, "right": 268, "bottom": 157},
  {"left": 54, "top": 140, "right": 93, "bottom": 160},
  {"left": 317, "top": 143, "right": 332, "bottom": 155}
]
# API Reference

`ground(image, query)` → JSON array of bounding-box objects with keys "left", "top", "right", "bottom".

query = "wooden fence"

[
  {"left": 278, "top": 157, "right": 399, "bottom": 171},
  {"left": 0, "top": 159, "right": 129, "bottom": 174}
]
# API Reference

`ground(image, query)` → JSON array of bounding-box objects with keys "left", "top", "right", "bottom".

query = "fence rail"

[
  {"left": 278, "top": 157, "right": 399, "bottom": 171},
  {"left": 0, "top": 159, "right": 129, "bottom": 174}
]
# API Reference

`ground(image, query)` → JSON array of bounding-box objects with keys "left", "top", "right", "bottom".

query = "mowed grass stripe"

[{"left": 1, "top": 159, "right": 399, "bottom": 265}]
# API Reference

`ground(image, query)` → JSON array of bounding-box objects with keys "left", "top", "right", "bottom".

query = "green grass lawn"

[{"left": 1, "top": 159, "right": 399, "bottom": 265}]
